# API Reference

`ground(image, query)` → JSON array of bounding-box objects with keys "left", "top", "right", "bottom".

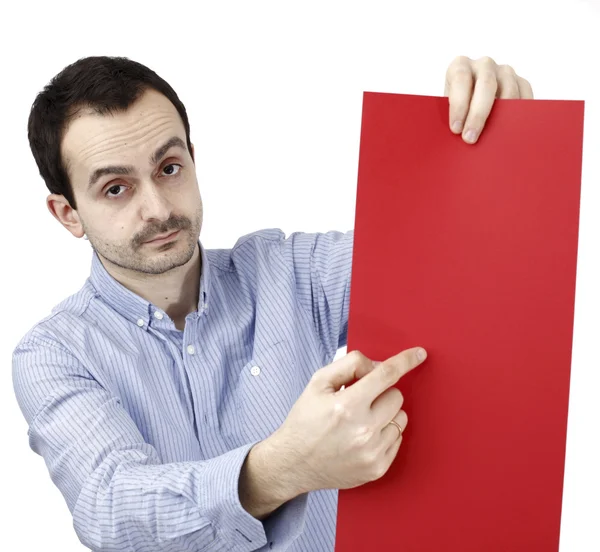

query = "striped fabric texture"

[{"left": 13, "top": 228, "right": 353, "bottom": 552}]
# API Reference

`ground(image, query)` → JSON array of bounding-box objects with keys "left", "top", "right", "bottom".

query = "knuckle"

[
  {"left": 399, "top": 353, "right": 412, "bottom": 373},
  {"left": 447, "top": 63, "right": 472, "bottom": 84},
  {"left": 498, "top": 65, "right": 519, "bottom": 97},
  {"left": 478, "top": 55, "right": 497, "bottom": 67},
  {"left": 381, "top": 360, "right": 397, "bottom": 382},
  {"left": 449, "top": 55, "right": 472, "bottom": 69},
  {"left": 479, "top": 70, "right": 498, "bottom": 86},
  {"left": 352, "top": 425, "right": 374, "bottom": 448},
  {"left": 394, "top": 388, "right": 404, "bottom": 408},
  {"left": 370, "top": 460, "right": 389, "bottom": 481},
  {"left": 361, "top": 448, "right": 380, "bottom": 471},
  {"left": 309, "top": 370, "right": 324, "bottom": 386},
  {"left": 386, "top": 386, "right": 403, "bottom": 406},
  {"left": 518, "top": 76, "right": 533, "bottom": 94},
  {"left": 453, "top": 65, "right": 473, "bottom": 79},
  {"left": 499, "top": 63, "right": 516, "bottom": 77},
  {"left": 331, "top": 398, "right": 352, "bottom": 422},
  {"left": 388, "top": 386, "right": 401, "bottom": 400},
  {"left": 519, "top": 76, "right": 531, "bottom": 88},
  {"left": 348, "top": 350, "right": 367, "bottom": 366}
]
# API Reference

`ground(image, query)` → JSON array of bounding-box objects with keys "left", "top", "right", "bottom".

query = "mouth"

[{"left": 143, "top": 229, "right": 181, "bottom": 245}]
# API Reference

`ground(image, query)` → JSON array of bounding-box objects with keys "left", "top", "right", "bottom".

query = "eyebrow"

[{"left": 88, "top": 136, "right": 188, "bottom": 189}]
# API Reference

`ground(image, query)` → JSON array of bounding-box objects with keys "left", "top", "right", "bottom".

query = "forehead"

[{"left": 62, "top": 89, "right": 186, "bottom": 182}]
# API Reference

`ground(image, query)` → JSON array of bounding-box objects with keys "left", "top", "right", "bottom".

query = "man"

[{"left": 14, "top": 55, "right": 533, "bottom": 551}]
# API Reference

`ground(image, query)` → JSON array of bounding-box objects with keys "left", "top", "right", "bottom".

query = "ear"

[
  {"left": 190, "top": 142, "right": 195, "bottom": 163},
  {"left": 46, "top": 194, "right": 85, "bottom": 238}
]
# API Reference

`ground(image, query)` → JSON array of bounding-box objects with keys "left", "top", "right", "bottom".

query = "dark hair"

[{"left": 28, "top": 56, "right": 193, "bottom": 209}]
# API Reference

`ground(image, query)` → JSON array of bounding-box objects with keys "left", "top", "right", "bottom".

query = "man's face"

[{"left": 61, "top": 88, "right": 202, "bottom": 275}]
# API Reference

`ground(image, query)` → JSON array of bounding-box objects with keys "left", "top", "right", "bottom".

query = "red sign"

[{"left": 336, "top": 93, "right": 584, "bottom": 551}]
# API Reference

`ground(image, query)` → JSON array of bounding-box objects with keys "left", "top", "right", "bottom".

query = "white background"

[{"left": 1, "top": 0, "right": 599, "bottom": 550}]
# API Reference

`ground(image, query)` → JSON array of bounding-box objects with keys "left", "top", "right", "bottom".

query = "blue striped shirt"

[{"left": 13, "top": 228, "right": 353, "bottom": 551}]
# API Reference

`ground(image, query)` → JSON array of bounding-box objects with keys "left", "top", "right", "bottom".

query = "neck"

[{"left": 100, "top": 244, "right": 202, "bottom": 328}]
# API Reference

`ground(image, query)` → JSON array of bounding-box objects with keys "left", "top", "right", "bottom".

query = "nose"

[{"left": 139, "top": 182, "right": 171, "bottom": 222}]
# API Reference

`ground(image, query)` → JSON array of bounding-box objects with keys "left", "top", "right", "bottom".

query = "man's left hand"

[{"left": 444, "top": 56, "right": 534, "bottom": 144}]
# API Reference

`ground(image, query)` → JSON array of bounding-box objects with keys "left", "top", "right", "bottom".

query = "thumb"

[{"left": 312, "top": 351, "right": 377, "bottom": 392}]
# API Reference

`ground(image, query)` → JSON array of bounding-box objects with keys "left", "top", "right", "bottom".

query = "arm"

[{"left": 12, "top": 332, "right": 306, "bottom": 552}]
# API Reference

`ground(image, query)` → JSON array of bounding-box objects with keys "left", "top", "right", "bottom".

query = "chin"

[
  {"left": 140, "top": 240, "right": 197, "bottom": 274},
  {"left": 99, "top": 236, "right": 197, "bottom": 275}
]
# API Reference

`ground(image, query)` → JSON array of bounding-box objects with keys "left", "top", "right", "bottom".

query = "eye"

[
  {"left": 105, "top": 184, "right": 127, "bottom": 198},
  {"left": 162, "top": 163, "right": 182, "bottom": 176}
]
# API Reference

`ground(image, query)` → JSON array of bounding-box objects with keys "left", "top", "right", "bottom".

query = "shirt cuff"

[
  {"left": 263, "top": 492, "right": 309, "bottom": 551},
  {"left": 198, "top": 443, "right": 308, "bottom": 552}
]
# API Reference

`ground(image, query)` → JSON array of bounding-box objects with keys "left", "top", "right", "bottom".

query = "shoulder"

[
  {"left": 204, "top": 228, "right": 287, "bottom": 273},
  {"left": 13, "top": 281, "right": 96, "bottom": 354}
]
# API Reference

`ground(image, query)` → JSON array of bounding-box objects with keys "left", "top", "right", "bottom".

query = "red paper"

[{"left": 335, "top": 93, "right": 584, "bottom": 551}]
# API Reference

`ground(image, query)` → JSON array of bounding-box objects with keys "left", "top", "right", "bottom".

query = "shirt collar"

[{"left": 89, "top": 241, "right": 211, "bottom": 330}]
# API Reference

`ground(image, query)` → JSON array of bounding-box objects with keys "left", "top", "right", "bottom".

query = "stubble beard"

[{"left": 85, "top": 210, "right": 202, "bottom": 275}]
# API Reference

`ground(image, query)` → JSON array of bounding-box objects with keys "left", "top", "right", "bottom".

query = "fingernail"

[
  {"left": 452, "top": 120, "right": 463, "bottom": 133},
  {"left": 417, "top": 348, "right": 427, "bottom": 362},
  {"left": 464, "top": 129, "right": 478, "bottom": 143}
]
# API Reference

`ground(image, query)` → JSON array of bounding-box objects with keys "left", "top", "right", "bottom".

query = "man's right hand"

[
  {"left": 276, "top": 346, "right": 427, "bottom": 493},
  {"left": 239, "top": 346, "right": 427, "bottom": 520}
]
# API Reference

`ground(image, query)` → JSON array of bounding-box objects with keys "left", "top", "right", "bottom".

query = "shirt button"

[
  {"left": 250, "top": 365, "right": 261, "bottom": 376},
  {"left": 136, "top": 318, "right": 144, "bottom": 327},
  {"left": 187, "top": 345, "right": 195, "bottom": 355},
  {"left": 154, "top": 311, "right": 164, "bottom": 320}
]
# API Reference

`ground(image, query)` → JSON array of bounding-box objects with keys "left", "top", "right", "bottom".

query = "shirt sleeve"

[
  {"left": 278, "top": 230, "right": 354, "bottom": 358},
  {"left": 12, "top": 331, "right": 308, "bottom": 552}
]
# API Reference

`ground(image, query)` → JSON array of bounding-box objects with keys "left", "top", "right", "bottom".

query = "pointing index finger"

[{"left": 349, "top": 347, "right": 427, "bottom": 403}]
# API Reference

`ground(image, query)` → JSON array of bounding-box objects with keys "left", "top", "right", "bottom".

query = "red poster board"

[{"left": 336, "top": 93, "right": 584, "bottom": 551}]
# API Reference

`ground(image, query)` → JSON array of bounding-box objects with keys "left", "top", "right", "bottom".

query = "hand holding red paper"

[{"left": 444, "top": 55, "right": 534, "bottom": 143}]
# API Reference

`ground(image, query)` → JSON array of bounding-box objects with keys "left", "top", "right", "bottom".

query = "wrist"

[
  {"left": 239, "top": 431, "right": 308, "bottom": 520},
  {"left": 261, "top": 429, "right": 311, "bottom": 498}
]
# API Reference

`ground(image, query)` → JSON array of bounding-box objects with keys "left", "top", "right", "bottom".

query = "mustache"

[{"left": 133, "top": 215, "right": 192, "bottom": 248}]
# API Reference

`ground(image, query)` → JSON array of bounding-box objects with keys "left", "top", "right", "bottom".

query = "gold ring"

[{"left": 388, "top": 420, "right": 403, "bottom": 439}]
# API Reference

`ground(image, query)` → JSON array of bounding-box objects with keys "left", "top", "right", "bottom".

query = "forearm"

[
  {"left": 72, "top": 443, "right": 268, "bottom": 551},
  {"left": 239, "top": 431, "right": 310, "bottom": 520}
]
